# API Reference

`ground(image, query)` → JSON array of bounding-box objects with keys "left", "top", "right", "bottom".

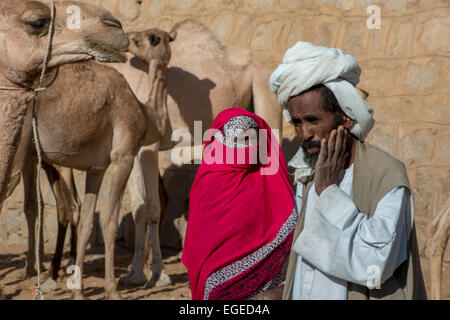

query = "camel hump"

[
  {"left": 170, "top": 19, "right": 212, "bottom": 37},
  {"left": 170, "top": 19, "right": 227, "bottom": 56}
]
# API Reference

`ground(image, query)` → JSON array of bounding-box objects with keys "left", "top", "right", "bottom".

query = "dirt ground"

[
  {"left": 1, "top": 242, "right": 449, "bottom": 300},
  {"left": 0, "top": 243, "right": 191, "bottom": 300}
]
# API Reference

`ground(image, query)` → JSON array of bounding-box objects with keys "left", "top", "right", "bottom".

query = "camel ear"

[{"left": 169, "top": 31, "right": 177, "bottom": 42}]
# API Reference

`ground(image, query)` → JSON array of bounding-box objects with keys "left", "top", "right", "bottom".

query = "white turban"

[
  {"left": 270, "top": 41, "right": 374, "bottom": 142},
  {"left": 270, "top": 41, "right": 375, "bottom": 182}
]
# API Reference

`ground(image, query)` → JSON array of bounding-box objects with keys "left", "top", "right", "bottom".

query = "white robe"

[{"left": 291, "top": 165, "right": 410, "bottom": 300}]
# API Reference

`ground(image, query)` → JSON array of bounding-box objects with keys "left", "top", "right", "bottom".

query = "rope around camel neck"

[
  {"left": 31, "top": 0, "right": 57, "bottom": 301},
  {"left": 0, "top": 0, "right": 57, "bottom": 301}
]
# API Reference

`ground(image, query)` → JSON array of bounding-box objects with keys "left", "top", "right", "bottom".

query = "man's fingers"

[
  {"left": 333, "top": 126, "right": 344, "bottom": 165},
  {"left": 316, "top": 138, "right": 327, "bottom": 167},
  {"left": 327, "top": 129, "right": 337, "bottom": 160},
  {"left": 340, "top": 128, "right": 348, "bottom": 160}
]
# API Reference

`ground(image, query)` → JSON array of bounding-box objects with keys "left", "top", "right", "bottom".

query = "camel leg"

[
  {"left": 22, "top": 158, "right": 45, "bottom": 278},
  {"left": 427, "top": 201, "right": 450, "bottom": 300},
  {"left": 143, "top": 144, "right": 171, "bottom": 289},
  {"left": 119, "top": 156, "right": 148, "bottom": 286},
  {"left": 42, "top": 163, "right": 69, "bottom": 280},
  {"left": 103, "top": 153, "right": 135, "bottom": 300},
  {"left": 58, "top": 167, "right": 80, "bottom": 265},
  {"left": 72, "top": 171, "right": 104, "bottom": 300},
  {"left": 144, "top": 173, "right": 168, "bottom": 262}
]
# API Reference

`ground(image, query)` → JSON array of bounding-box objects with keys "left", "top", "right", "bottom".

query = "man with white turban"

[{"left": 256, "top": 42, "right": 426, "bottom": 300}]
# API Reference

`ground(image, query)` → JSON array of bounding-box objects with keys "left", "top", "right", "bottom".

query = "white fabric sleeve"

[{"left": 293, "top": 185, "right": 410, "bottom": 287}]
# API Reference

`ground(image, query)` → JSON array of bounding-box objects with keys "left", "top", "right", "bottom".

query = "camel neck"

[
  {"left": 143, "top": 58, "right": 169, "bottom": 136},
  {"left": 0, "top": 89, "right": 33, "bottom": 203}
]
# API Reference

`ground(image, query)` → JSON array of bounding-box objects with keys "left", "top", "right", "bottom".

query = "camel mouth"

[{"left": 84, "top": 37, "right": 128, "bottom": 63}]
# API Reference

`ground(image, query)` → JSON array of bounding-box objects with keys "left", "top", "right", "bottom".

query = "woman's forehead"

[{"left": 224, "top": 115, "right": 259, "bottom": 131}]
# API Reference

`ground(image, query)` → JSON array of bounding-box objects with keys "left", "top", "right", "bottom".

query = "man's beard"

[
  {"left": 301, "top": 115, "right": 345, "bottom": 168},
  {"left": 301, "top": 140, "right": 321, "bottom": 168}
]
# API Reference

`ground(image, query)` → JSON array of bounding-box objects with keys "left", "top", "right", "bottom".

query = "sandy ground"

[
  {"left": 1, "top": 242, "right": 449, "bottom": 300},
  {"left": 0, "top": 243, "right": 191, "bottom": 300}
]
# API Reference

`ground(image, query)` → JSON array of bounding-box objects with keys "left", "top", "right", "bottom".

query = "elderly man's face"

[{"left": 287, "top": 89, "right": 340, "bottom": 167}]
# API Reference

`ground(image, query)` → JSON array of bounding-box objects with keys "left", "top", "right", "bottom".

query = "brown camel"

[
  {"left": 0, "top": 0, "right": 128, "bottom": 299},
  {"left": 12, "top": 28, "right": 174, "bottom": 300},
  {"left": 426, "top": 199, "right": 450, "bottom": 300},
  {"left": 111, "top": 19, "right": 282, "bottom": 287}
]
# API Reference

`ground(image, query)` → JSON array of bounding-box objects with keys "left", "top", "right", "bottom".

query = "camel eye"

[
  {"left": 23, "top": 17, "right": 49, "bottom": 35},
  {"left": 149, "top": 34, "right": 161, "bottom": 46},
  {"left": 133, "top": 38, "right": 141, "bottom": 46}
]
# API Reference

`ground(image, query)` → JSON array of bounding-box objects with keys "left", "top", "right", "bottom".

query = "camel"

[
  {"left": 110, "top": 19, "right": 282, "bottom": 287},
  {"left": 0, "top": 0, "right": 129, "bottom": 299},
  {"left": 426, "top": 199, "right": 450, "bottom": 300},
  {"left": 9, "top": 28, "right": 174, "bottom": 300}
]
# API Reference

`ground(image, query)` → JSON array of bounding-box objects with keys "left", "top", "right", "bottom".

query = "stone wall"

[{"left": 2, "top": 0, "right": 448, "bottom": 297}]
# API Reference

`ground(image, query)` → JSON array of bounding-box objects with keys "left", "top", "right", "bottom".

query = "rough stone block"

[
  {"left": 384, "top": 0, "right": 416, "bottom": 12},
  {"left": 408, "top": 167, "right": 436, "bottom": 220},
  {"left": 229, "top": 14, "right": 253, "bottom": 47},
  {"left": 177, "top": 0, "right": 198, "bottom": 10},
  {"left": 386, "top": 20, "right": 414, "bottom": 57},
  {"left": 412, "top": 9, "right": 450, "bottom": 55},
  {"left": 279, "top": 0, "right": 315, "bottom": 9},
  {"left": 369, "top": 96, "right": 418, "bottom": 124},
  {"left": 432, "top": 167, "right": 450, "bottom": 220},
  {"left": 359, "top": 60, "right": 403, "bottom": 96},
  {"left": 433, "top": 127, "right": 450, "bottom": 166},
  {"left": 286, "top": 18, "right": 312, "bottom": 48},
  {"left": 368, "top": 18, "right": 392, "bottom": 58},
  {"left": 311, "top": 17, "right": 341, "bottom": 48},
  {"left": 251, "top": 19, "right": 284, "bottom": 53},
  {"left": 243, "top": 0, "right": 273, "bottom": 9},
  {"left": 205, "top": 0, "right": 235, "bottom": 10},
  {"left": 141, "top": 0, "right": 162, "bottom": 18},
  {"left": 419, "top": 15, "right": 450, "bottom": 53},
  {"left": 341, "top": 20, "right": 369, "bottom": 58},
  {"left": 398, "top": 125, "right": 437, "bottom": 167},
  {"left": 119, "top": 0, "right": 142, "bottom": 21},
  {"left": 366, "top": 123, "right": 396, "bottom": 156},
  {"left": 416, "top": 94, "right": 450, "bottom": 125},
  {"left": 405, "top": 61, "right": 438, "bottom": 92},
  {"left": 210, "top": 14, "right": 234, "bottom": 43}
]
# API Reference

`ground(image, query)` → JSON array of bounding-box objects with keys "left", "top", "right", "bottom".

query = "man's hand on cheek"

[{"left": 314, "top": 125, "right": 348, "bottom": 196}]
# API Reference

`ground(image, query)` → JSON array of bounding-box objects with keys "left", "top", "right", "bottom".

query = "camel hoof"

[
  {"left": 17, "top": 268, "right": 37, "bottom": 280},
  {"left": 105, "top": 292, "right": 125, "bottom": 300},
  {"left": 72, "top": 293, "right": 87, "bottom": 300},
  {"left": 145, "top": 270, "right": 171, "bottom": 289},
  {"left": 118, "top": 270, "right": 147, "bottom": 286}
]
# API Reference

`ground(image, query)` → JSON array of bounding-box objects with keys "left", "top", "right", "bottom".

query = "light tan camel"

[
  {"left": 0, "top": 0, "right": 128, "bottom": 299},
  {"left": 426, "top": 199, "right": 450, "bottom": 300},
  {"left": 14, "top": 28, "right": 174, "bottom": 300},
  {"left": 111, "top": 19, "right": 282, "bottom": 287}
]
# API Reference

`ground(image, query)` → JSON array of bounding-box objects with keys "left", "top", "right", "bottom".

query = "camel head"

[
  {"left": 0, "top": 0, "right": 129, "bottom": 87},
  {"left": 127, "top": 29, "right": 177, "bottom": 66}
]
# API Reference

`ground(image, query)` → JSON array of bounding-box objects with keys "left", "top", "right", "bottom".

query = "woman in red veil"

[{"left": 182, "top": 108, "right": 297, "bottom": 300}]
